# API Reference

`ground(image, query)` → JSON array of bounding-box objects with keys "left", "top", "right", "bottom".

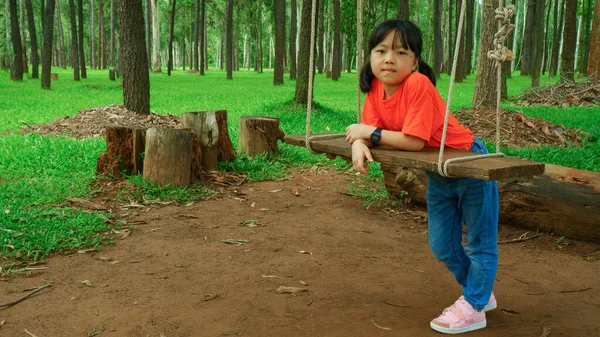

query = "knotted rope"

[{"left": 437, "top": 0, "right": 515, "bottom": 177}]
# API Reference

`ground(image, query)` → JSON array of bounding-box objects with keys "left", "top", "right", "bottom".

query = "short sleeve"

[{"left": 401, "top": 76, "right": 436, "bottom": 142}]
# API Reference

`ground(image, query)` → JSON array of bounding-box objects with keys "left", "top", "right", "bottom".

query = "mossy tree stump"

[
  {"left": 238, "top": 116, "right": 285, "bottom": 158},
  {"left": 182, "top": 110, "right": 236, "bottom": 170},
  {"left": 143, "top": 128, "right": 194, "bottom": 187},
  {"left": 96, "top": 126, "right": 147, "bottom": 178}
]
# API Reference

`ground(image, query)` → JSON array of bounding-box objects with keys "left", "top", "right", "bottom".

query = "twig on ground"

[
  {"left": 370, "top": 318, "right": 392, "bottom": 331},
  {"left": 24, "top": 328, "right": 39, "bottom": 337},
  {"left": 498, "top": 232, "right": 542, "bottom": 244},
  {"left": 540, "top": 326, "right": 552, "bottom": 337},
  {"left": 382, "top": 300, "right": 410, "bottom": 308},
  {"left": 0, "top": 283, "right": 52, "bottom": 308},
  {"left": 558, "top": 287, "right": 592, "bottom": 294},
  {"left": 565, "top": 84, "right": 600, "bottom": 98}
]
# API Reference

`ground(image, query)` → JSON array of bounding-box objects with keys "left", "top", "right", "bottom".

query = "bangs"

[{"left": 391, "top": 29, "right": 410, "bottom": 51}]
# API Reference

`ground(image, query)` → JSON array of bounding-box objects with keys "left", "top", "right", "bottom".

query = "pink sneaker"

[
  {"left": 430, "top": 298, "right": 486, "bottom": 334},
  {"left": 459, "top": 292, "right": 497, "bottom": 312}
]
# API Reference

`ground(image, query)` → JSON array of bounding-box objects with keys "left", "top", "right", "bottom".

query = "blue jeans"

[{"left": 426, "top": 137, "right": 499, "bottom": 311}]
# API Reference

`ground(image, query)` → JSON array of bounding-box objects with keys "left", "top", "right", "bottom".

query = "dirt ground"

[
  {"left": 2, "top": 97, "right": 599, "bottom": 336},
  {"left": 1, "top": 168, "right": 599, "bottom": 337}
]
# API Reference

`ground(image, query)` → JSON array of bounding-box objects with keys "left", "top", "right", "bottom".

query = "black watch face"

[{"left": 371, "top": 133, "right": 381, "bottom": 144}]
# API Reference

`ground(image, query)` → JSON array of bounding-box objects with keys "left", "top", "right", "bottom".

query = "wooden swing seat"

[{"left": 284, "top": 134, "right": 545, "bottom": 180}]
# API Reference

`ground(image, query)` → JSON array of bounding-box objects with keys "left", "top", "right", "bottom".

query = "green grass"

[{"left": 0, "top": 67, "right": 598, "bottom": 263}]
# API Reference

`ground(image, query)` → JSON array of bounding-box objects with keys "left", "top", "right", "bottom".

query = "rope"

[
  {"left": 437, "top": 0, "right": 515, "bottom": 177},
  {"left": 305, "top": 0, "right": 363, "bottom": 153}
]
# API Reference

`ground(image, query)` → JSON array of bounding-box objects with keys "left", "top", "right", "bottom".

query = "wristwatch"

[{"left": 370, "top": 128, "right": 383, "bottom": 145}]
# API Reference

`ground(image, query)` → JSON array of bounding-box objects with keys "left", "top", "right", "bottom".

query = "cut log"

[
  {"left": 181, "top": 110, "right": 236, "bottom": 170},
  {"left": 284, "top": 134, "right": 545, "bottom": 180},
  {"left": 239, "top": 116, "right": 285, "bottom": 158},
  {"left": 51, "top": 73, "right": 58, "bottom": 81},
  {"left": 96, "top": 126, "right": 147, "bottom": 178},
  {"left": 109, "top": 69, "right": 116, "bottom": 81},
  {"left": 143, "top": 128, "right": 194, "bottom": 187},
  {"left": 383, "top": 164, "right": 600, "bottom": 243}
]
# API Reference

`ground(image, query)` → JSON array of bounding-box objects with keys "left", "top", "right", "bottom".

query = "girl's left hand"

[{"left": 345, "top": 124, "right": 375, "bottom": 144}]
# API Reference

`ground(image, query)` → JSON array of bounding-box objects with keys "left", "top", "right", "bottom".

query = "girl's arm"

[{"left": 345, "top": 123, "right": 425, "bottom": 151}]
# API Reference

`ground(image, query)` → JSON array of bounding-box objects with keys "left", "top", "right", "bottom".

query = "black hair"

[{"left": 359, "top": 19, "right": 436, "bottom": 92}]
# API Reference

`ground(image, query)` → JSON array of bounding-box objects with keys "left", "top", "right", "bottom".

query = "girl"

[{"left": 345, "top": 19, "right": 499, "bottom": 334}]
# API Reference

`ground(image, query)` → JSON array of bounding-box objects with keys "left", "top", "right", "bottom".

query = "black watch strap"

[{"left": 370, "top": 128, "right": 383, "bottom": 145}]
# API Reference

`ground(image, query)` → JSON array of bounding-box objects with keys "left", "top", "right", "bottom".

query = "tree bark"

[
  {"left": 151, "top": 0, "right": 160, "bottom": 72},
  {"left": 530, "top": 0, "right": 545, "bottom": 86},
  {"left": 560, "top": 0, "right": 578, "bottom": 83},
  {"left": 181, "top": 111, "right": 236, "bottom": 170},
  {"left": 397, "top": 0, "right": 409, "bottom": 20},
  {"left": 143, "top": 128, "right": 194, "bottom": 187},
  {"left": 145, "top": 0, "right": 151, "bottom": 69},
  {"left": 90, "top": 0, "right": 95, "bottom": 68},
  {"left": 294, "top": 0, "right": 315, "bottom": 104},
  {"left": 99, "top": 0, "right": 106, "bottom": 69},
  {"left": 317, "top": 0, "right": 324, "bottom": 74},
  {"left": 69, "top": 0, "right": 80, "bottom": 80},
  {"left": 382, "top": 165, "right": 600, "bottom": 244},
  {"left": 96, "top": 126, "right": 147, "bottom": 178},
  {"left": 549, "top": 0, "right": 560, "bottom": 77},
  {"left": 77, "top": 0, "right": 87, "bottom": 78},
  {"left": 167, "top": 0, "right": 176, "bottom": 76},
  {"left": 464, "top": 0, "right": 474, "bottom": 77},
  {"left": 119, "top": 0, "right": 150, "bottom": 114},
  {"left": 9, "top": 0, "right": 23, "bottom": 80},
  {"left": 332, "top": 0, "right": 340, "bottom": 81},
  {"left": 579, "top": 0, "right": 593, "bottom": 74},
  {"left": 289, "top": 0, "right": 297, "bottom": 80},
  {"left": 238, "top": 116, "right": 285, "bottom": 158},
  {"left": 273, "top": 0, "right": 285, "bottom": 85},
  {"left": 110, "top": 0, "right": 115, "bottom": 68},
  {"left": 446, "top": 0, "right": 453, "bottom": 75},
  {"left": 25, "top": 0, "right": 39, "bottom": 78},
  {"left": 473, "top": 0, "right": 502, "bottom": 109},
  {"left": 433, "top": 0, "right": 443, "bottom": 78},
  {"left": 193, "top": 0, "right": 199, "bottom": 71},
  {"left": 588, "top": 0, "right": 600, "bottom": 80},
  {"left": 520, "top": 0, "right": 536, "bottom": 75},
  {"left": 199, "top": 0, "right": 205, "bottom": 75},
  {"left": 41, "top": 0, "right": 56, "bottom": 89},
  {"left": 226, "top": 0, "right": 233, "bottom": 79},
  {"left": 455, "top": 0, "right": 466, "bottom": 83}
]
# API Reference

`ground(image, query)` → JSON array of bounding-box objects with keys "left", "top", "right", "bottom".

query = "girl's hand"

[
  {"left": 351, "top": 139, "right": 374, "bottom": 174},
  {"left": 345, "top": 124, "right": 375, "bottom": 144}
]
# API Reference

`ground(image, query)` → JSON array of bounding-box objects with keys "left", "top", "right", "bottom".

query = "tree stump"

[
  {"left": 238, "top": 116, "right": 285, "bottom": 158},
  {"left": 382, "top": 164, "right": 600, "bottom": 243},
  {"left": 143, "top": 128, "right": 194, "bottom": 187},
  {"left": 181, "top": 110, "right": 236, "bottom": 170},
  {"left": 109, "top": 69, "right": 116, "bottom": 81},
  {"left": 51, "top": 73, "right": 58, "bottom": 81},
  {"left": 96, "top": 126, "right": 147, "bottom": 178}
]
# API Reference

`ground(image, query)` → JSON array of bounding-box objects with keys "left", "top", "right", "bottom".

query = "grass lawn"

[{"left": 0, "top": 67, "right": 598, "bottom": 263}]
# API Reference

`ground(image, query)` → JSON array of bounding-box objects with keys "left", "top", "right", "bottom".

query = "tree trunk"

[
  {"left": 143, "top": 128, "right": 194, "bottom": 187},
  {"left": 193, "top": 0, "right": 199, "bottom": 71},
  {"left": 580, "top": 0, "right": 593, "bottom": 74},
  {"left": 382, "top": 165, "right": 600, "bottom": 244},
  {"left": 294, "top": 0, "right": 314, "bottom": 104},
  {"left": 167, "top": 0, "right": 176, "bottom": 76},
  {"left": 289, "top": 0, "right": 297, "bottom": 80},
  {"left": 68, "top": 0, "right": 80, "bottom": 80},
  {"left": 96, "top": 126, "right": 147, "bottom": 178},
  {"left": 530, "top": 0, "right": 545, "bottom": 86},
  {"left": 226, "top": 0, "right": 233, "bottom": 79},
  {"left": 150, "top": 0, "right": 160, "bottom": 72},
  {"left": 397, "top": 0, "right": 409, "bottom": 20},
  {"left": 181, "top": 111, "right": 236, "bottom": 170},
  {"left": 119, "top": 0, "right": 150, "bottom": 114},
  {"left": 274, "top": 0, "right": 285, "bottom": 85},
  {"left": 549, "top": 0, "right": 560, "bottom": 77},
  {"left": 446, "top": 0, "right": 453, "bottom": 75},
  {"left": 9, "top": 0, "right": 23, "bottom": 80},
  {"left": 317, "top": 0, "right": 324, "bottom": 74},
  {"left": 145, "top": 0, "right": 151, "bottom": 69},
  {"left": 433, "top": 0, "right": 443, "bottom": 78},
  {"left": 520, "top": 0, "right": 536, "bottom": 75},
  {"left": 560, "top": 0, "right": 578, "bottom": 83},
  {"left": 588, "top": 0, "right": 600, "bottom": 80},
  {"left": 199, "top": 0, "right": 205, "bottom": 75},
  {"left": 464, "top": 0, "right": 474, "bottom": 77},
  {"left": 99, "top": 0, "right": 106, "bottom": 69},
  {"left": 110, "top": 0, "right": 115, "bottom": 68},
  {"left": 77, "top": 0, "right": 87, "bottom": 78},
  {"left": 25, "top": 0, "right": 39, "bottom": 78},
  {"left": 332, "top": 0, "right": 340, "bottom": 81},
  {"left": 238, "top": 116, "right": 285, "bottom": 158},
  {"left": 455, "top": 0, "right": 465, "bottom": 83},
  {"left": 41, "top": 0, "right": 55, "bottom": 89},
  {"left": 473, "top": 0, "right": 500, "bottom": 109}
]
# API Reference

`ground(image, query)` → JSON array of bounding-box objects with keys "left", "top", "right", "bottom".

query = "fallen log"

[{"left": 382, "top": 164, "right": 600, "bottom": 243}]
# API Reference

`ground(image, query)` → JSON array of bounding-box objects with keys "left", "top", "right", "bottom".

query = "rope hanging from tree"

[
  {"left": 304, "top": 0, "right": 363, "bottom": 153},
  {"left": 437, "top": 0, "right": 515, "bottom": 177}
]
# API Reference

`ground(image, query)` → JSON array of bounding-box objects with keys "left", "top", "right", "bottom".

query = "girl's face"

[{"left": 370, "top": 31, "right": 418, "bottom": 98}]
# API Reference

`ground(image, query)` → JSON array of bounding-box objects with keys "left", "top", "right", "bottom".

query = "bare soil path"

[{"left": 1, "top": 169, "right": 599, "bottom": 337}]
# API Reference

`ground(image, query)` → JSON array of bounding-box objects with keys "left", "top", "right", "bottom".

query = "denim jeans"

[{"left": 426, "top": 137, "right": 499, "bottom": 311}]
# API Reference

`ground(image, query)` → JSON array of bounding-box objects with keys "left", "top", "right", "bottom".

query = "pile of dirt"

[
  {"left": 20, "top": 104, "right": 588, "bottom": 149},
  {"left": 514, "top": 80, "right": 600, "bottom": 107},
  {"left": 21, "top": 104, "right": 182, "bottom": 139},
  {"left": 454, "top": 108, "right": 588, "bottom": 148}
]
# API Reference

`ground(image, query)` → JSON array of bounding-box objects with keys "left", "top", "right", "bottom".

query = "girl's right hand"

[{"left": 351, "top": 139, "right": 374, "bottom": 174}]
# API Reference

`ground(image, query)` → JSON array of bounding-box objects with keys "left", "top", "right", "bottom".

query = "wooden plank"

[{"left": 284, "top": 134, "right": 545, "bottom": 180}]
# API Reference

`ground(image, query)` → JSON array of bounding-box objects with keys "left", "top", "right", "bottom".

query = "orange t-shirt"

[{"left": 362, "top": 72, "right": 474, "bottom": 150}]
